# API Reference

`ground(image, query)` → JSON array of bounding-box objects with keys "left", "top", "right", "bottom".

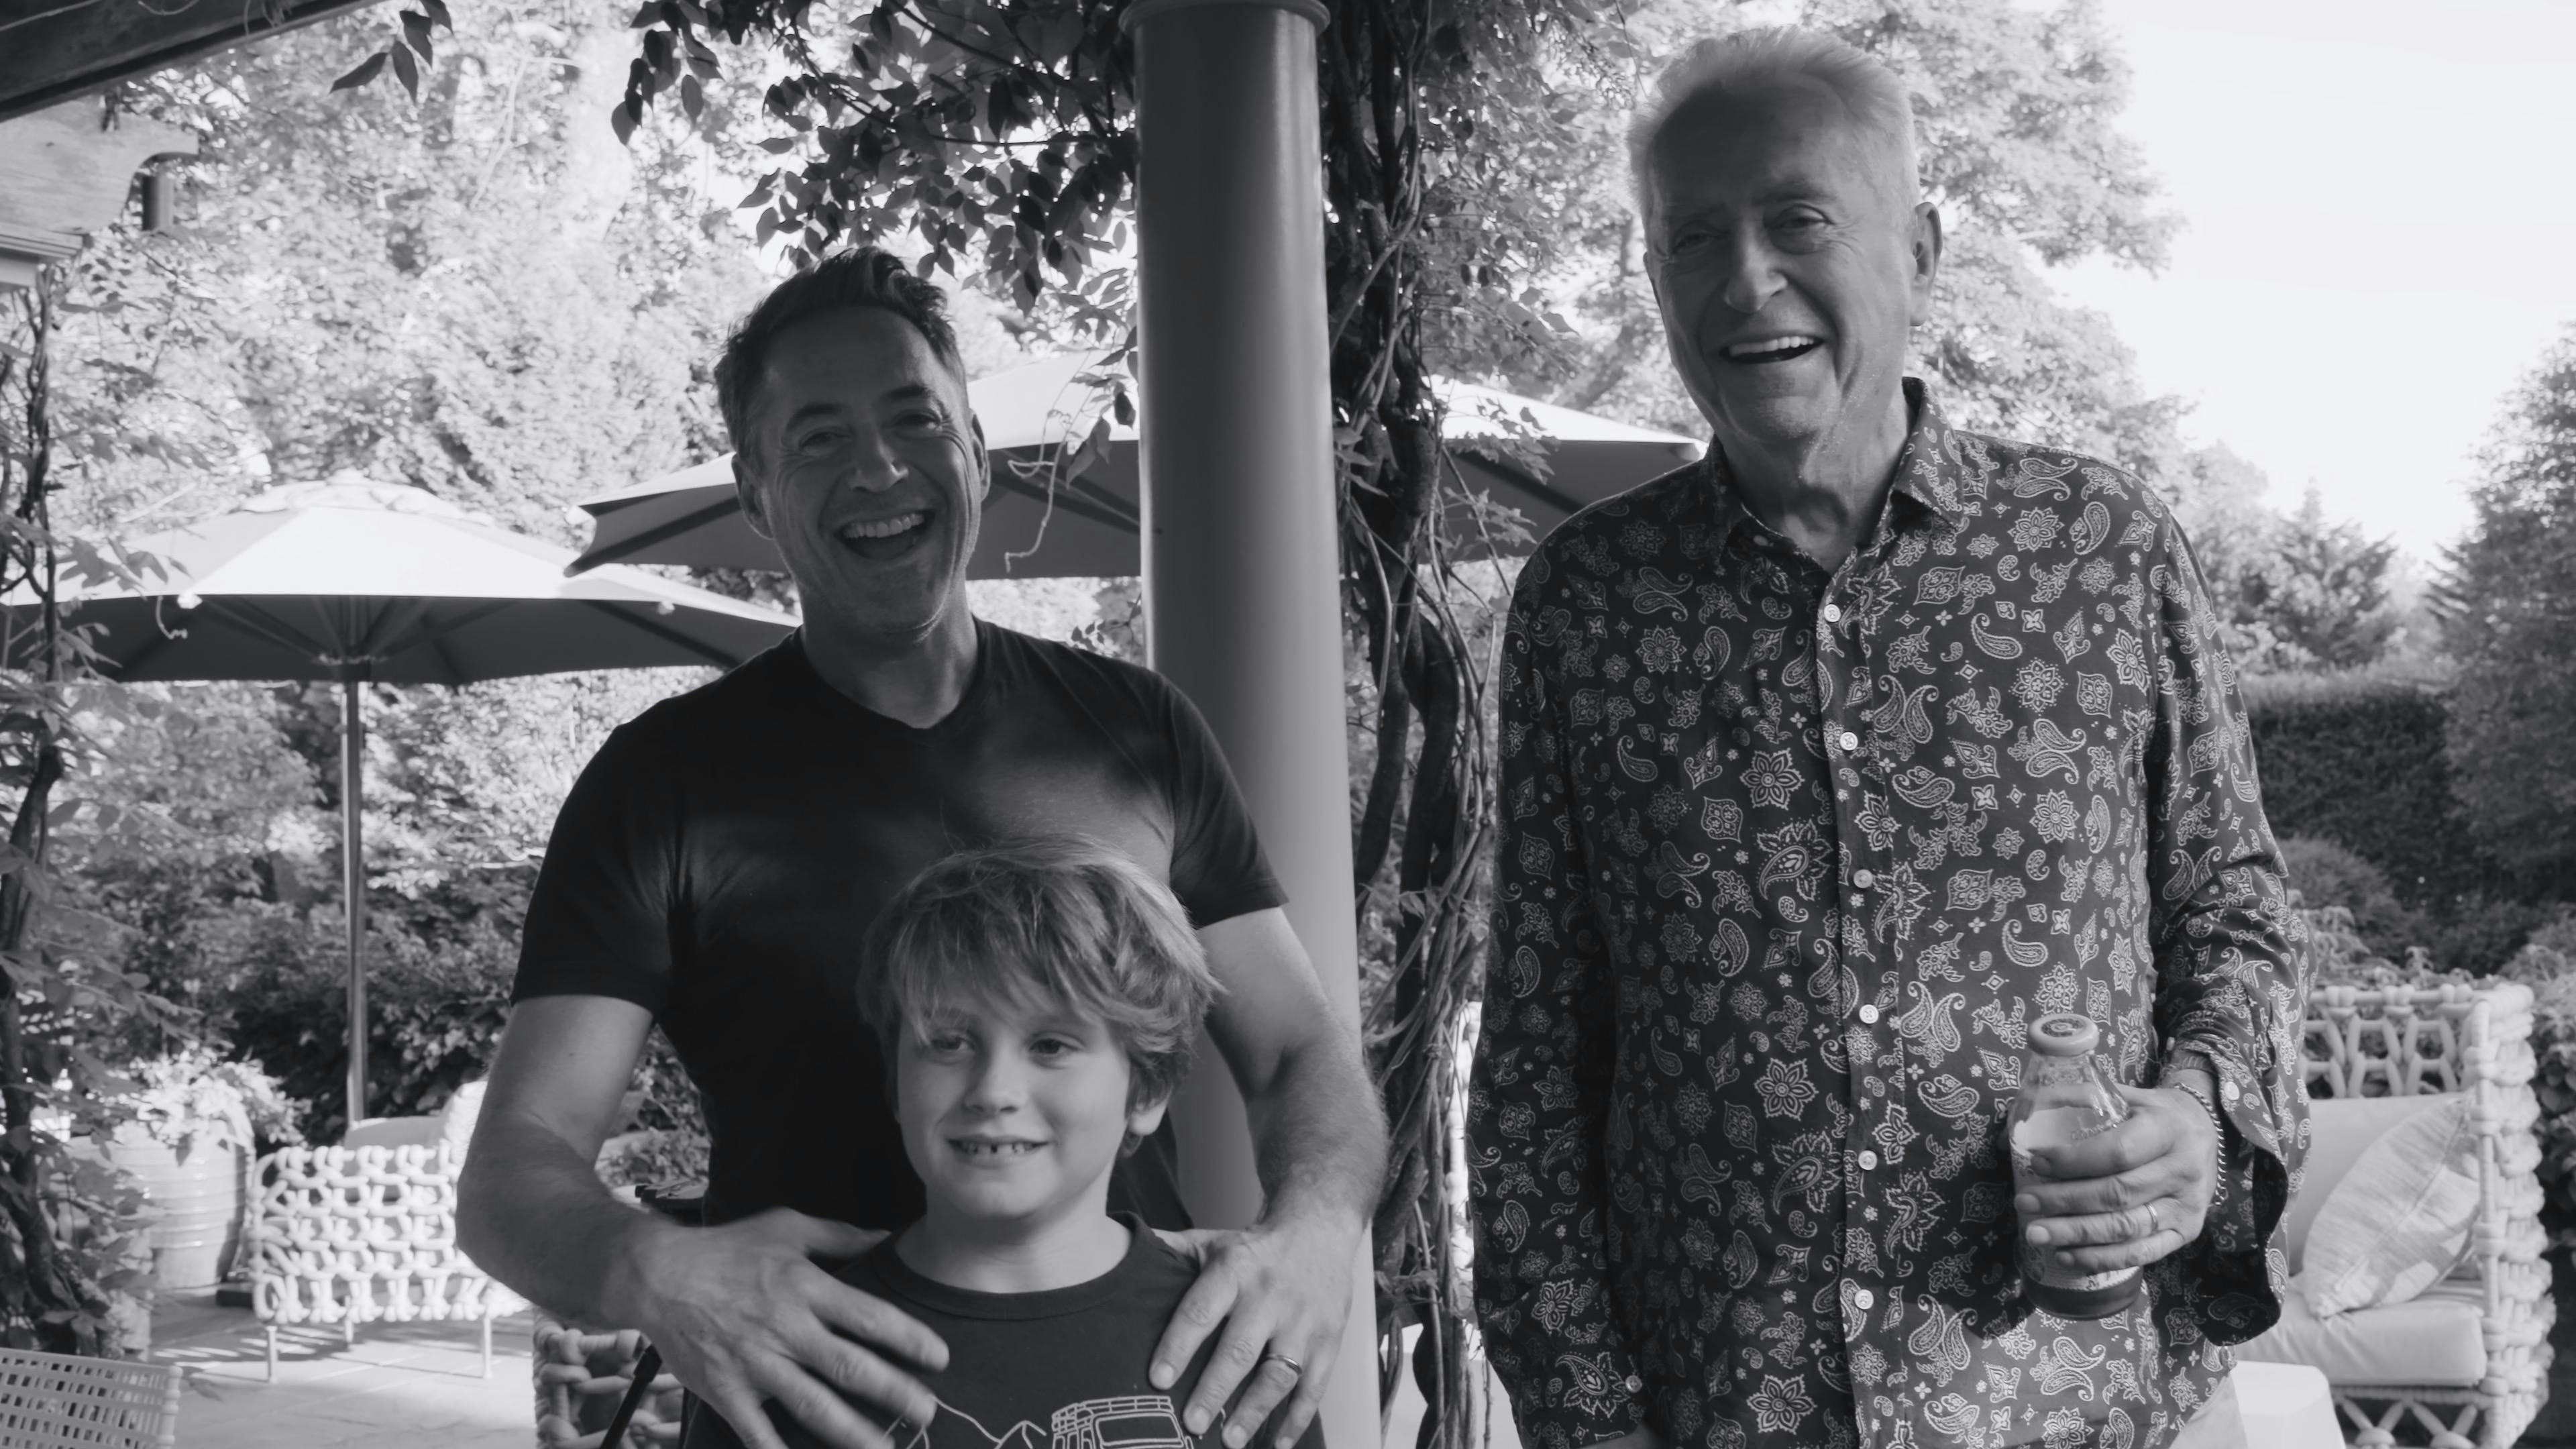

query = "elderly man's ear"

[{"left": 1909, "top": 202, "right": 1945, "bottom": 324}]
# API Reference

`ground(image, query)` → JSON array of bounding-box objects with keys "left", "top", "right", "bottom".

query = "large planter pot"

[
  {"left": 100, "top": 1126, "right": 250, "bottom": 1291},
  {"left": 49, "top": 1136, "right": 158, "bottom": 1356}
]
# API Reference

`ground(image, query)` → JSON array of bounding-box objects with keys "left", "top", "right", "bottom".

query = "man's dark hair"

[{"left": 714, "top": 247, "right": 967, "bottom": 464}]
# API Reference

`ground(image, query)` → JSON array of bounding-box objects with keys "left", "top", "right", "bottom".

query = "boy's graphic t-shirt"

[{"left": 684, "top": 1216, "right": 1330, "bottom": 1449}]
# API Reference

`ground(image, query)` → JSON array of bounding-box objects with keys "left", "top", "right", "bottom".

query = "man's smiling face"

[
  {"left": 1644, "top": 76, "right": 1939, "bottom": 468},
  {"left": 733, "top": 307, "right": 989, "bottom": 643}
]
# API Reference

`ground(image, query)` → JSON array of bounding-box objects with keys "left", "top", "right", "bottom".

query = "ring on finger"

[
  {"left": 2146, "top": 1199, "right": 2164, "bottom": 1234},
  {"left": 1258, "top": 1350, "right": 1305, "bottom": 1377}
]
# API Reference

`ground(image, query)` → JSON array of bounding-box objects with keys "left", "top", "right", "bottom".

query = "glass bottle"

[{"left": 2007, "top": 1012, "right": 2143, "bottom": 1318}]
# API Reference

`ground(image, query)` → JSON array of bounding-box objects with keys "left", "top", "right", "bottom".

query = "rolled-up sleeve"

[
  {"left": 2143, "top": 513, "right": 2312, "bottom": 1344},
  {"left": 1469, "top": 554, "right": 1647, "bottom": 1449}
]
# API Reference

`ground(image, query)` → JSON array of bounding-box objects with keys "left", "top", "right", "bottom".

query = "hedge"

[{"left": 2243, "top": 667, "right": 2496, "bottom": 910}]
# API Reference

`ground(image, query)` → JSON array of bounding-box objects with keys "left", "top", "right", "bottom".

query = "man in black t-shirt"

[
  {"left": 508, "top": 618, "right": 1275, "bottom": 1234},
  {"left": 458, "top": 250, "right": 1385, "bottom": 1449}
]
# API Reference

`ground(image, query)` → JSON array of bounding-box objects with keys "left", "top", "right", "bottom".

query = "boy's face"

[{"left": 894, "top": 990, "right": 1167, "bottom": 1233}]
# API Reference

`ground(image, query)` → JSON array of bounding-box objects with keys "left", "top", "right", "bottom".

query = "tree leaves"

[
  {"left": 329, "top": 52, "right": 387, "bottom": 92},
  {"left": 327, "top": 5, "right": 449, "bottom": 101},
  {"left": 2440, "top": 324, "right": 2576, "bottom": 886},
  {"left": 604, "top": 0, "right": 1134, "bottom": 335}
]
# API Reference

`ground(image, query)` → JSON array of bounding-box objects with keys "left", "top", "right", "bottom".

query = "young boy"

[{"left": 690, "top": 838, "right": 1326, "bottom": 1449}]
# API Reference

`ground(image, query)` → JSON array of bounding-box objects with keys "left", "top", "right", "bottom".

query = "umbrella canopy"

[
  {"left": 8, "top": 476, "right": 797, "bottom": 1129},
  {"left": 566, "top": 352, "right": 1705, "bottom": 577},
  {"left": 44, "top": 475, "right": 793, "bottom": 683}
]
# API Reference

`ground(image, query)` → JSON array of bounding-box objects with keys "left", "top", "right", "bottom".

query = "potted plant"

[{"left": 97, "top": 1046, "right": 305, "bottom": 1291}]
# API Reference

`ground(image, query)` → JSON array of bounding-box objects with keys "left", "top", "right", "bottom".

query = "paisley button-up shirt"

[{"left": 1470, "top": 382, "right": 2308, "bottom": 1449}]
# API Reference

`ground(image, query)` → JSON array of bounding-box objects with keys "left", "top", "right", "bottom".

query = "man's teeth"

[
  {"left": 1726, "top": 336, "right": 1820, "bottom": 359},
  {"left": 955, "top": 1140, "right": 1040, "bottom": 1156},
  {"left": 842, "top": 512, "right": 927, "bottom": 540}
]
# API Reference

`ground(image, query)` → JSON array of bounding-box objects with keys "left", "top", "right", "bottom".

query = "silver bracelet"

[{"left": 2165, "top": 1069, "right": 2226, "bottom": 1144}]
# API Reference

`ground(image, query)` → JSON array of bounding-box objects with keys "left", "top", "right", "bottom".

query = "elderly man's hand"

[
  {"left": 1150, "top": 1211, "right": 1360, "bottom": 1449},
  {"left": 2012, "top": 1083, "right": 2222, "bottom": 1275},
  {"left": 610, "top": 1208, "right": 947, "bottom": 1449}
]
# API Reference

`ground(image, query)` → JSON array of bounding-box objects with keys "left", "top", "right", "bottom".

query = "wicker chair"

[
  {"left": 242, "top": 1142, "right": 527, "bottom": 1380},
  {"left": 531, "top": 1311, "right": 687, "bottom": 1448},
  {"left": 2238, "top": 981, "right": 2553, "bottom": 1448},
  {"left": 0, "top": 1346, "right": 181, "bottom": 1449}
]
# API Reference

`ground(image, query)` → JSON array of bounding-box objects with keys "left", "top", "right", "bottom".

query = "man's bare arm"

[
  {"left": 1150, "top": 906, "right": 1385, "bottom": 1449},
  {"left": 457, "top": 995, "right": 657, "bottom": 1325},
  {"left": 1207, "top": 908, "right": 1383, "bottom": 1228},
  {"left": 460, "top": 996, "right": 946, "bottom": 1449}
]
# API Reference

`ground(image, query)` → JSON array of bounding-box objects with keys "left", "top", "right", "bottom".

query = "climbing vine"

[{"left": 596, "top": 3, "right": 1613, "bottom": 1438}]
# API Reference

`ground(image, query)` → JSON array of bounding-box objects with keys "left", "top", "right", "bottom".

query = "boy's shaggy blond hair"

[{"left": 860, "top": 838, "right": 1220, "bottom": 1118}]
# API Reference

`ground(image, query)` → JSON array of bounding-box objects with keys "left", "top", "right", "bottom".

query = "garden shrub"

[
  {"left": 2243, "top": 668, "right": 2490, "bottom": 909},
  {"left": 2247, "top": 669, "right": 2558, "bottom": 972},
  {"left": 2277, "top": 836, "right": 2426, "bottom": 957},
  {"left": 2502, "top": 932, "right": 2576, "bottom": 1238},
  {"left": 199, "top": 897, "right": 518, "bottom": 1142}
]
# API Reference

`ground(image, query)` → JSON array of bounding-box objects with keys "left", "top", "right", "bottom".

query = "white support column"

[{"left": 1124, "top": 3, "right": 1375, "bottom": 1448}]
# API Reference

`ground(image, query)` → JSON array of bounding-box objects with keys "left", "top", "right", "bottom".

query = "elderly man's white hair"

[{"left": 1627, "top": 27, "right": 1919, "bottom": 222}]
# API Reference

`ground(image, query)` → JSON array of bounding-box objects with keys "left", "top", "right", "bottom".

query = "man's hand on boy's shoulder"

[
  {"left": 1147, "top": 1209, "right": 1360, "bottom": 1449},
  {"left": 616, "top": 1208, "right": 949, "bottom": 1449}
]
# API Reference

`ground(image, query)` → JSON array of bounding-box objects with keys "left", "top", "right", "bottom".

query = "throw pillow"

[
  {"left": 2301, "top": 1093, "right": 2479, "bottom": 1317},
  {"left": 438, "top": 1079, "right": 488, "bottom": 1165}
]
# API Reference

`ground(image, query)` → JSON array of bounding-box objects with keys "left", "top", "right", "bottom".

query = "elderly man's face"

[{"left": 1644, "top": 77, "right": 1939, "bottom": 465}]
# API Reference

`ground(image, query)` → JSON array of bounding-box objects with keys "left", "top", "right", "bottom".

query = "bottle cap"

[{"left": 2027, "top": 1013, "right": 2100, "bottom": 1057}]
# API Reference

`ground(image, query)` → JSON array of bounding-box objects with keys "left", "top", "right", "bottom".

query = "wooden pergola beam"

[{"left": 0, "top": 0, "right": 385, "bottom": 124}]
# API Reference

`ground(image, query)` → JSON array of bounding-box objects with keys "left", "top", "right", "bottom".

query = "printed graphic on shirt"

[{"left": 898, "top": 1394, "right": 1197, "bottom": 1449}]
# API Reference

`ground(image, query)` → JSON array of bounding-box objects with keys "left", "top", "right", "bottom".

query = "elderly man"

[
  {"left": 459, "top": 249, "right": 1383, "bottom": 1449},
  {"left": 1469, "top": 28, "right": 2304, "bottom": 1449}
]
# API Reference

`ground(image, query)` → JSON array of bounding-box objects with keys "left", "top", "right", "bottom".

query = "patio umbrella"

[
  {"left": 6, "top": 475, "right": 796, "bottom": 1128},
  {"left": 564, "top": 352, "right": 1705, "bottom": 577}
]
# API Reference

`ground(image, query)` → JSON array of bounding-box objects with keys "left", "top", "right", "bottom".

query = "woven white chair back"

[
  {"left": 2302, "top": 980, "right": 2534, "bottom": 1099},
  {"left": 247, "top": 1142, "right": 523, "bottom": 1327},
  {"left": 0, "top": 1346, "right": 180, "bottom": 1449}
]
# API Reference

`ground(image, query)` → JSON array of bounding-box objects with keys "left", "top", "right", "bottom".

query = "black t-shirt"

[
  {"left": 682, "top": 1216, "right": 1330, "bottom": 1449},
  {"left": 512, "top": 623, "right": 1284, "bottom": 1229}
]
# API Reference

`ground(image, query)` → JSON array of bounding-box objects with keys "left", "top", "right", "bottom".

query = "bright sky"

[{"left": 2046, "top": 0, "right": 2576, "bottom": 557}]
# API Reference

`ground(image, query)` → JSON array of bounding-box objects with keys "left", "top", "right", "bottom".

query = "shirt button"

[
  {"left": 1858, "top": 1150, "right": 1879, "bottom": 1171},
  {"left": 1852, "top": 1288, "right": 1876, "bottom": 1311},
  {"left": 1852, "top": 869, "right": 1876, "bottom": 890},
  {"left": 1821, "top": 602, "right": 1843, "bottom": 624},
  {"left": 1858, "top": 1004, "right": 1880, "bottom": 1024},
  {"left": 1623, "top": 1375, "right": 1644, "bottom": 1394},
  {"left": 1837, "top": 731, "right": 1860, "bottom": 753}
]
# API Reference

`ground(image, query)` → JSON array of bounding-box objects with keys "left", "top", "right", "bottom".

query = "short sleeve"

[
  {"left": 513, "top": 722, "right": 682, "bottom": 1015},
  {"left": 1151, "top": 676, "right": 1287, "bottom": 927}
]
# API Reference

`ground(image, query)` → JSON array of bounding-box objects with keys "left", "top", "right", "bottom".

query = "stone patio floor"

[{"left": 153, "top": 1289, "right": 537, "bottom": 1448}]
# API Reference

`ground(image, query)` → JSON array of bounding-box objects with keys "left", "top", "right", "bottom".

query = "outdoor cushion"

[
  {"left": 2241, "top": 1275, "right": 2489, "bottom": 1388},
  {"left": 439, "top": 1080, "right": 487, "bottom": 1163},
  {"left": 2300, "top": 1093, "right": 2479, "bottom": 1316},
  {"left": 340, "top": 1113, "right": 445, "bottom": 1150},
  {"left": 2282, "top": 1094, "right": 2454, "bottom": 1273}
]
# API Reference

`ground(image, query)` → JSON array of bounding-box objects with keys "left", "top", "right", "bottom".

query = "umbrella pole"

[{"left": 341, "top": 676, "right": 368, "bottom": 1131}]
